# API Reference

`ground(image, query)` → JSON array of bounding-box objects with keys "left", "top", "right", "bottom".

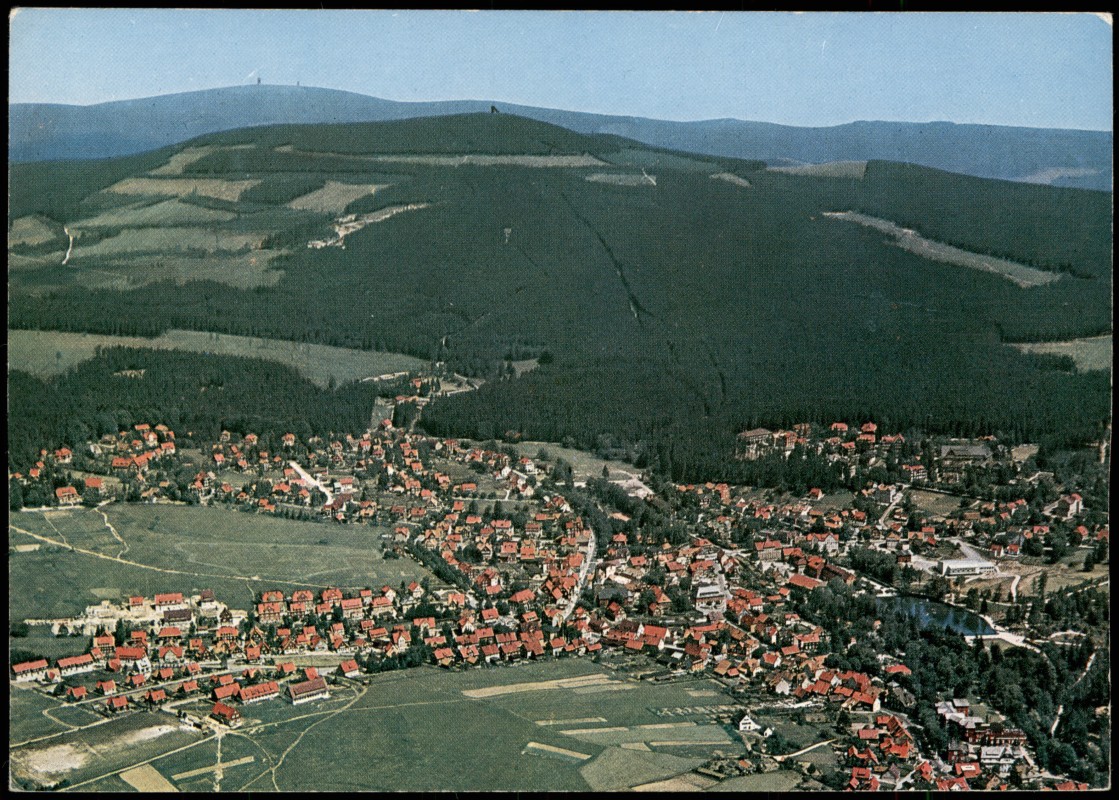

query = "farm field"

[
  {"left": 9, "top": 505, "right": 433, "bottom": 621},
  {"left": 8, "top": 328, "right": 425, "bottom": 387},
  {"left": 259, "top": 661, "right": 738, "bottom": 791},
  {"left": 1011, "top": 335, "right": 1112, "bottom": 372},
  {"left": 709, "top": 770, "right": 805, "bottom": 792}
]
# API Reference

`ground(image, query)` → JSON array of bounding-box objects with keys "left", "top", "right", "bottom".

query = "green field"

[
  {"left": 73, "top": 226, "right": 266, "bottom": 258},
  {"left": 287, "top": 180, "right": 387, "bottom": 213},
  {"left": 11, "top": 657, "right": 751, "bottom": 791},
  {"left": 73, "top": 198, "right": 238, "bottom": 229},
  {"left": 9, "top": 686, "right": 77, "bottom": 745},
  {"left": 104, "top": 176, "right": 261, "bottom": 201},
  {"left": 8, "top": 328, "right": 425, "bottom": 387},
  {"left": 9, "top": 505, "right": 433, "bottom": 621},
  {"left": 236, "top": 660, "right": 735, "bottom": 791}
]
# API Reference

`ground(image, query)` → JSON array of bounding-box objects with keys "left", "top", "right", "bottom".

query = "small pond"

[{"left": 878, "top": 595, "right": 996, "bottom": 636}]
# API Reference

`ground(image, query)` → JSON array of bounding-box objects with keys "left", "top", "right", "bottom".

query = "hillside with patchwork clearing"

[{"left": 8, "top": 113, "right": 1112, "bottom": 477}]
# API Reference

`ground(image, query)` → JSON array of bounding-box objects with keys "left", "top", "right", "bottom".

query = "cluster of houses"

[
  {"left": 933, "top": 698, "right": 1032, "bottom": 789},
  {"left": 10, "top": 418, "right": 1102, "bottom": 791},
  {"left": 736, "top": 421, "right": 923, "bottom": 482}
]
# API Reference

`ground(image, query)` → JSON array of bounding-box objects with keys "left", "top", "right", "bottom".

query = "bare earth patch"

[{"left": 11, "top": 743, "right": 89, "bottom": 781}]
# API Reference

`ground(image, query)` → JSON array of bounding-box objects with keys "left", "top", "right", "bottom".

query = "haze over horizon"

[{"left": 8, "top": 9, "right": 1113, "bottom": 132}]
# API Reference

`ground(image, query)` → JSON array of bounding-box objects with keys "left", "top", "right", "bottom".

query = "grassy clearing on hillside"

[
  {"left": 73, "top": 227, "right": 266, "bottom": 258},
  {"left": 283, "top": 150, "right": 609, "bottom": 168},
  {"left": 287, "top": 181, "right": 387, "bottom": 213},
  {"left": 149, "top": 144, "right": 254, "bottom": 176},
  {"left": 709, "top": 172, "right": 752, "bottom": 188},
  {"left": 9, "top": 215, "right": 63, "bottom": 247},
  {"left": 825, "top": 211, "right": 1061, "bottom": 288},
  {"left": 9, "top": 328, "right": 424, "bottom": 387},
  {"left": 73, "top": 198, "right": 237, "bottom": 228},
  {"left": 585, "top": 173, "right": 656, "bottom": 187},
  {"left": 105, "top": 177, "right": 261, "bottom": 201},
  {"left": 769, "top": 160, "right": 867, "bottom": 178},
  {"left": 1010, "top": 336, "right": 1112, "bottom": 372},
  {"left": 73, "top": 251, "right": 285, "bottom": 291}
]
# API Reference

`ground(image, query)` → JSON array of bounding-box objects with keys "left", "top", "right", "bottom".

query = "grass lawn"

[{"left": 909, "top": 489, "right": 966, "bottom": 517}]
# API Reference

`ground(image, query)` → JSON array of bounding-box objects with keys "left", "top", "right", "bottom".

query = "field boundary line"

[{"left": 9, "top": 523, "right": 336, "bottom": 590}]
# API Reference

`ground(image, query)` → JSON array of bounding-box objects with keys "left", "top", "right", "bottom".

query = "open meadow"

[
  {"left": 60, "top": 660, "right": 756, "bottom": 792},
  {"left": 8, "top": 328, "right": 425, "bottom": 387},
  {"left": 9, "top": 505, "right": 433, "bottom": 621}
]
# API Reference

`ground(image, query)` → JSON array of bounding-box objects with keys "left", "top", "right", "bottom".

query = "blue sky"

[{"left": 8, "top": 9, "right": 1113, "bottom": 130}]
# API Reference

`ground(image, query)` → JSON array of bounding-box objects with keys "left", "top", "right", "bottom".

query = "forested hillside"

[
  {"left": 12, "top": 85, "right": 1113, "bottom": 189},
  {"left": 8, "top": 113, "right": 1112, "bottom": 476}
]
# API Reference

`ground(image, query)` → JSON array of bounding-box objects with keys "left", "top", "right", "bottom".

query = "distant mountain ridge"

[{"left": 9, "top": 84, "right": 1113, "bottom": 190}]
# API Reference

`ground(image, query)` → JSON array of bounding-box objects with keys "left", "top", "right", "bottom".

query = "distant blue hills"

[{"left": 9, "top": 84, "right": 1112, "bottom": 190}]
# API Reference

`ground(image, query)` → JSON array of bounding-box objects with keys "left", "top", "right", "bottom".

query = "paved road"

[
  {"left": 559, "top": 531, "right": 597, "bottom": 624},
  {"left": 288, "top": 461, "right": 332, "bottom": 505}
]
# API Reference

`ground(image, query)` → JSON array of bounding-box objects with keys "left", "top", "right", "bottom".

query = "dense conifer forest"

[{"left": 8, "top": 114, "right": 1112, "bottom": 475}]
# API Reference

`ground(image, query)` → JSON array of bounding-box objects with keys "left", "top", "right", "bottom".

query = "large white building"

[{"left": 938, "top": 558, "right": 997, "bottom": 577}]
